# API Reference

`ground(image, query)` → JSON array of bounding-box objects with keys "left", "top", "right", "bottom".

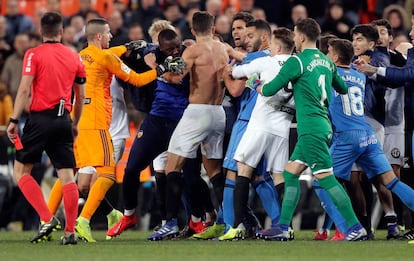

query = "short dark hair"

[
  {"left": 294, "top": 18, "right": 321, "bottom": 42},
  {"left": 41, "top": 12, "right": 63, "bottom": 38},
  {"left": 371, "top": 19, "right": 393, "bottom": 36},
  {"left": 350, "top": 24, "right": 379, "bottom": 43},
  {"left": 232, "top": 11, "right": 254, "bottom": 26},
  {"left": 318, "top": 33, "right": 338, "bottom": 54},
  {"left": 158, "top": 28, "right": 178, "bottom": 43},
  {"left": 192, "top": 11, "right": 214, "bottom": 35},
  {"left": 246, "top": 19, "right": 271, "bottom": 38},
  {"left": 273, "top": 27, "right": 295, "bottom": 53},
  {"left": 328, "top": 38, "right": 354, "bottom": 65}
]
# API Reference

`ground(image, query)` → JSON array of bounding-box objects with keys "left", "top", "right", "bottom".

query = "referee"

[{"left": 6, "top": 12, "right": 86, "bottom": 245}]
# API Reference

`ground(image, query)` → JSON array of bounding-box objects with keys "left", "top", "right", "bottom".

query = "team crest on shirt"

[
  {"left": 391, "top": 148, "right": 400, "bottom": 158},
  {"left": 137, "top": 130, "right": 143, "bottom": 138}
]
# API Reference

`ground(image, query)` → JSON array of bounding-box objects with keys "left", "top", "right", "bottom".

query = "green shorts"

[{"left": 290, "top": 132, "right": 333, "bottom": 174}]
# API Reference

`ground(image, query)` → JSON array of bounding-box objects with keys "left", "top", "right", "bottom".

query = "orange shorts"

[{"left": 74, "top": 129, "right": 115, "bottom": 175}]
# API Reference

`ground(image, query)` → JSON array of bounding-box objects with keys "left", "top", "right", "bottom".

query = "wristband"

[{"left": 9, "top": 117, "right": 19, "bottom": 124}]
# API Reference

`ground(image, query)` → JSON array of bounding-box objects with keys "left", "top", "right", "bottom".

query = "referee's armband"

[{"left": 75, "top": 77, "right": 86, "bottom": 84}]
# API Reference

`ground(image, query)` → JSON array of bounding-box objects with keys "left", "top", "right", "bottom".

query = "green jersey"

[{"left": 262, "top": 48, "right": 347, "bottom": 136}]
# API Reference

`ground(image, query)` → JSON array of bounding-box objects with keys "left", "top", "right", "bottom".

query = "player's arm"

[
  {"left": 105, "top": 52, "right": 157, "bottom": 87},
  {"left": 222, "top": 62, "right": 246, "bottom": 97},
  {"left": 332, "top": 69, "right": 348, "bottom": 95},
  {"left": 231, "top": 58, "right": 264, "bottom": 79},
  {"left": 109, "top": 45, "right": 127, "bottom": 57},
  {"left": 259, "top": 56, "right": 300, "bottom": 96}
]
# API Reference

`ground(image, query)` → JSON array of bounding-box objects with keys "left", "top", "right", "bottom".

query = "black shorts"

[{"left": 16, "top": 109, "right": 75, "bottom": 169}]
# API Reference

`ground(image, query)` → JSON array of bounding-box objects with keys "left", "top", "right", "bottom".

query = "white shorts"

[
  {"left": 153, "top": 151, "right": 168, "bottom": 172},
  {"left": 168, "top": 104, "right": 225, "bottom": 159},
  {"left": 365, "top": 116, "right": 385, "bottom": 147},
  {"left": 234, "top": 128, "right": 288, "bottom": 174},
  {"left": 384, "top": 132, "right": 405, "bottom": 166},
  {"left": 112, "top": 138, "right": 126, "bottom": 164}
]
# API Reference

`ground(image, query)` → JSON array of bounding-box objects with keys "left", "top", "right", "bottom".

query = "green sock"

[
  {"left": 318, "top": 174, "right": 359, "bottom": 228},
  {"left": 279, "top": 170, "right": 300, "bottom": 226}
]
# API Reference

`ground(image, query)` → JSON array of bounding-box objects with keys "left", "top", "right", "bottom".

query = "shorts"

[
  {"left": 383, "top": 132, "right": 405, "bottom": 166},
  {"left": 365, "top": 116, "right": 384, "bottom": 146},
  {"left": 168, "top": 104, "right": 225, "bottom": 159},
  {"left": 290, "top": 132, "right": 333, "bottom": 174},
  {"left": 153, "top": 151, "right": 168, "bottom": 172},
  {"left": 74, "top": 129, "right": 115, "bottom": 174},
  {"left": 330, "top": 130, "right": 392, "bottom": 181},
  {"left": 16, "top": 110, "right": 75, "bottom": 169},
  {"left": 234, "top": 127, "right": 288, "bottom": 174},
  {"left": 112, "top": 138, "right": 126, "bottom": 164}
]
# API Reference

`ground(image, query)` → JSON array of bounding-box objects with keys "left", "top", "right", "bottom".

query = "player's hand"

[
  {"left": 353, "top": 58, "right": 377, "bottom": 76},
  {"left": 156, "top": 56, "right": 186, "bottom": 76},
  {"left": 125, "top": 40, "right": 147, "bottom": 51}
]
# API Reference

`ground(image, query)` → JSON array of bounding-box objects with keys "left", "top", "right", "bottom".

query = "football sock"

[
  {"left": 98, "top": 198, "right": 115, "bottom": 216},
  {"left": 79, "top": 176, "right": 114, "bottom": 220},
  {"left": 386, "top": 177, "right": 414, "bottom": 211},
  {"left": 223, "top": 178, "right": 235, "bottom": 226},
  {"left": 122, "top": 165, "right": 141, "bottom": 211},
  {"left": 198, "top": 177, "right": 215, "bottom": 214},
  {"left": 313, "top": 180, "right": 347, "bottom": 233},
  {"left": 154, "top": 172, "right": 167, "bottom": 221},
  {"left": 275, "top": 183, "right": 284, "bottom": 205},
  {"left": 253, "top": 176, "right": 280, "bottom": 226},
  {"left": 233, "top": 176, "right": 250, "bottom": 227},
  {"left": 210, "top": 172, "right": 225, "bottom": 208},
  {"left": 47, "top": 178, "right": 62, "bottom": 215},
  {"left": 318, "top": 174, "right": 359, "bottom": 228},
  {"left": 279, "top": 170, "right": 300, "bottom": 226},
  {"left": 166, "top": 171, "right": 182, "bottom": 220},
  {"left": 62, "top": 182, "right": 79, "bottom": 233},
  {"left": 18, "top": 174, "right": 53, "bottom": 222}
]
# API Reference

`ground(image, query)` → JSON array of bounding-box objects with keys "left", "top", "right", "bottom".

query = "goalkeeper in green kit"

[{"left": 254, "top": 18, "right": 367, "bottom": 241}]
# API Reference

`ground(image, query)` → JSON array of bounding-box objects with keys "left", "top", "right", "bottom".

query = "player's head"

[
  {"left": 244, "top": 19, "right": 271, "bottom": 53},
  {"left": 231, "top": 12, "right": 254, "bottom": 49},
  {"left": 270, "top": 27, "right": 294, "bottom": 56},
  {"left": 148, "top": 20, "right": 175, "bottom": 44},
  {"left": 191, "top": 11, "right": 214, "bottom": 36},
  {"left": 327, "top": 38, "right": 354, "bottom": 65},
  {"left": 293, "top": 18, "right": 321, "bottom": 52},
  {"left": 158, "top": 29, "right": 181, "bottom": 58},
  {"left": 86, "top": 18, "right": 112, "bottom": 49},
  {"left": 350, "top": 24, "right": 378, "bottom": 56},
  {"left": 371, "top": 19, "right": 393, "bottom": 48},
  {"left": 40, "top": 12, "right": 63, "bottom": 39},
  {"left": 318, "top": 33, "right": 338, "bottom": 54}
]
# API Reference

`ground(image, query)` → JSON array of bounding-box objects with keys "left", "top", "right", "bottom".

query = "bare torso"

[{"left": 183, "top": 38, "right": 229, "bottom": 105}]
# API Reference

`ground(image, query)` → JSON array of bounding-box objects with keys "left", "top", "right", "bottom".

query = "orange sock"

[
  {"left": 47, "top": 179, "right": 62, "bottom": 215},
  {"left": 18, "top": 174, "right": 52, "bottom": 222},
  {"left": 62, "top": 182, "right": 79, "bottom": 233},
  {"left": 79, "top": 177, "right": 114, "bottom": 220}
]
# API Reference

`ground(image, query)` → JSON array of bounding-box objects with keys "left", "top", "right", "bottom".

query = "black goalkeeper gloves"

[
  {"left": 125, "top": 40, "right": 147, "bottom": 51},
  {"left": 156, "top": 56, "right": 187, "bottom": 76}
]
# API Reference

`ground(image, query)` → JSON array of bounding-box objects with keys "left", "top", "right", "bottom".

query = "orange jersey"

[{"left": 79, "top": 45, "right": 157, "bottom": 129}]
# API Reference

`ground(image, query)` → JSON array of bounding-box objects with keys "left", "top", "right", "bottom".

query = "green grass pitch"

[{"left": 1, "top": 230, "right": 414, "bottom": 261}]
